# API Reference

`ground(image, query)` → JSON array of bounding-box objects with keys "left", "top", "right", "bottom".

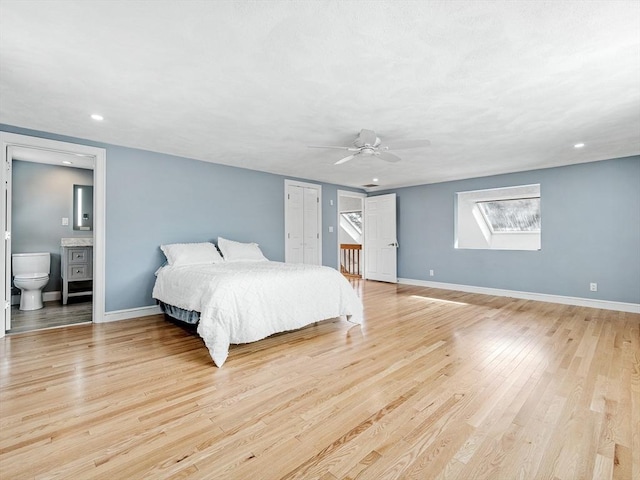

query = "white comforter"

[{"left": 152, "top": 261, "right": 363, "bottom": 366}]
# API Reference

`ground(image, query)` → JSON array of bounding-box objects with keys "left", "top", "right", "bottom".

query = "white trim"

[
  {"left": 92, "top": 145, "right": 106, "bottom": 324},
  {"left": 101, "top": 305, "right": 162, "bottom": 323},
  {"left": 0, "top": 131, "right": 106, "bottom": 338},
  {"left": 398, "top": 277, "right": 640, "bottom": 313},
  {"left": 44, "top": 291, "right": 61, "bottom": 302}
]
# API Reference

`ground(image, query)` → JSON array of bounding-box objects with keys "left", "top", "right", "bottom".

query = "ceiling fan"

[{"left": 308, "top": 129, "right": 430, "bottom": 165}]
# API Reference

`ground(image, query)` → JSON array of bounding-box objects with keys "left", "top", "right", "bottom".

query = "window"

[
  {"left": 477, "top": 198, "right": 541, "bottom": 233},
  {"left": 456, "top": 184, "right": 541, "bottom": 250},
  {"left": 340, "top": 211, "right": 362, "bottom": 235},
  {"left": 339, "top": 211, "right": 362, "bottom": 244}
]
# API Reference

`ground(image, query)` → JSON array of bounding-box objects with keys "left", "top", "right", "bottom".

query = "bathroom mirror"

[{"left": 73, "top": 184, "right": 93, "bottom": 231}]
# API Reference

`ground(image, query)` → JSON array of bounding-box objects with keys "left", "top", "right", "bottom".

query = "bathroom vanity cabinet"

[{"left": 61, "top": 245, "right": 93, "bottom": 305}]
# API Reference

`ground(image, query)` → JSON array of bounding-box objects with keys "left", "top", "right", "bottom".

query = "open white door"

[
  {"left": 1, "top": 147, "right": 13, "bottom": 334},
  {"left": 364, "top": 193, "right": 397, "bottom": 283}
]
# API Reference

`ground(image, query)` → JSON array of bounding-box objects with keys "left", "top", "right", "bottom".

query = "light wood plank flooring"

[{"left": 0, "top": 280, "right": 638, "bottom": 479}]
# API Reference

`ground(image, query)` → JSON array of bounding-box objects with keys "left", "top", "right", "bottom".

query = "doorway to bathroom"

[
  {"left": 10, "top": 158, "right": 93, "bottom": 333},
  {"left": 1, "top": 132, "right": 106, "bottom": 336}
]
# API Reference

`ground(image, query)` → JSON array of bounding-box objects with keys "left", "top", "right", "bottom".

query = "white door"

[
  {"left": 286, "top": 184, "right": 305, "bottom": 264},
  {"left": 365, "top": 193, "right": 397, "bottom": 283},
  {"left": 303, "top": 186, "right": 319, "bottom": 264},
  {"left": 2, "top": 147, "right": 13, "bottom": 331},
  {"left": 285, "top": 180, "right": 321, "bottom": 265}
]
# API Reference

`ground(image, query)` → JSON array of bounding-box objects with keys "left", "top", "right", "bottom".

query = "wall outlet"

[
  {"left": 61, "top": 217, "right": 69, "bottom": 226},
  {"left": 429, "top": 269, "right": 434, "bottom": 277},
  {"left": 590, "top": 282, "right": 597, "bottom": 292},
  {"left": 328, "top": 226, "right": 334, "bottom": 233}
]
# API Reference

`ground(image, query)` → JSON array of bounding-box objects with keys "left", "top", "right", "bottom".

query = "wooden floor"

[
  {"left": 8, "top": 298, "right": 92, "bottom": 334},
  {"left": 0, "top": 280, "right": 638, "bottom": 479}
]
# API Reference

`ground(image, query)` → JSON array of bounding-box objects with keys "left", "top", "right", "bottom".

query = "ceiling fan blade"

[
  {"left": 384, "top": 139, "right": 431, "bottom": 150},
  {"left": 354, "top": 129, "right": 377, "bottom": 147},
  {"left": 377, "top": 151, "right": 402, "bottom": 163},
  {"left": 308, "top": 145, "right": 352, "bottom": 151},
  {"left": 335, "top": 154, "right": 356, "bottom": 165}
]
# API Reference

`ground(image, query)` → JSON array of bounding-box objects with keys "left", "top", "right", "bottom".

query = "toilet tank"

[{"left": 12, "top": 252, "right": 51, "bottom": 276}]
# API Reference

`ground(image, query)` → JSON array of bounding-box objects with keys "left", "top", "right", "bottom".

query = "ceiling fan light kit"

[{"left": 308, "top": 129, "right": 430, "bottom": 165}]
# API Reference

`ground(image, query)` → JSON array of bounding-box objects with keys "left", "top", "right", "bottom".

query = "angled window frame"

[
  {"left": 340, "top": 211, "right": 363, "bottom": 236},
  {"left": 455, "top": 184, "right": 541, "bottom": 251},
  {"left": 476, "top": 197, "right": 541, "bottom": 234}
]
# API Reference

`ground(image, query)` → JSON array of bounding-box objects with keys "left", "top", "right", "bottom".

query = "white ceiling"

[
  {"left": 1, "top": 0, "right": 639, "bottom": 191},
  {"left": 10, "top": 146, "right": 95, "bottom": 170}
]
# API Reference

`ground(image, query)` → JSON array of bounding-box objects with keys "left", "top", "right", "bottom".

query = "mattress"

[{"left": 152, "top": 261, "right": 363, "bottom": 366}]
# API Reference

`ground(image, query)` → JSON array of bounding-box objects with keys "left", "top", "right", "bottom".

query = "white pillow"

[
  {"left": 160, "top": 242, "right": 224, "bottom": 266},
  {"left": 217, "top": 237, "right": 268, "bottom": 262}
]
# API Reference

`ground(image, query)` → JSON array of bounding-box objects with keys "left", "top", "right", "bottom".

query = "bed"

[{"left": 152, "top": 239, "right": 363, "bottom": 367}]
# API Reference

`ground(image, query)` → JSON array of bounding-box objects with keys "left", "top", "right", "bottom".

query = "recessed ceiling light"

[
  {"left": 62, "top": 160, "right": 73, "bottom": 165},
  {"left": 574, "top": 143, "right": 585, "bottom": 148},
  {"left": 91, "top": 114, "right": 104, "bottom": 121},
  {"left": 373, "top": 178, "right": 379, "bottom": 182}
]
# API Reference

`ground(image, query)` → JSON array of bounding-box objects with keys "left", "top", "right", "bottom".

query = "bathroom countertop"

[{"left": 61, "top": 237, "right": 93, "bottom": 247}]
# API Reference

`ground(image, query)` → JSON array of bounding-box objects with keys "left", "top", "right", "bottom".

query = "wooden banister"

[{"left": 340, "top": 243, "right": 362, "bottom": 278}]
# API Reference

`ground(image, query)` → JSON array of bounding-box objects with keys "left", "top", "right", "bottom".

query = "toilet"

[{"left": 12, "top": 252, "right": 51, "bottom": 311}]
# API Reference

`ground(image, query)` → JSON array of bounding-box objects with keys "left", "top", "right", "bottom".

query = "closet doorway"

[{"left": 284, "top": 179, "right": 321, "bottom": 265}]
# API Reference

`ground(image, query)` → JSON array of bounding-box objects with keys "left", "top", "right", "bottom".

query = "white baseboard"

[
  {"left": 44, "top": 291, "right": 61, "bottom": 302},
  {"left": 99, "top": 305, "right": 162, "bottom": 323},
  {"left": 397, "top": 278, "right": 640, "bottom": 314},
  {"left": 12, "top": 291, "right": 61, "bottom": 305}
]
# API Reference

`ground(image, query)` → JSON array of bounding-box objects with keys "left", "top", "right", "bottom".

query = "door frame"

[
  {"left": 284, "top": 179, "right": 322, "bottom": 265},
  {"left": 337, "top": 190, "right": 367, "bottom": 277},
  {"left": 1, "top": 132, "right": 106, "bottom": 336}
]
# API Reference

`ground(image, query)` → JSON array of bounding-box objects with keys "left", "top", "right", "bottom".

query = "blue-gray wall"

[
  {"left": 3, "top": 125, "right": 638, "bottom": 310},
  {"left": 1, "top": 125, "right": 361, "bottom": 311},
  {"left": 374, "top": 156, "right": 640, "bottom": 304},
  {"left": 11, "top": 160, "right": 94, "bottom": 292},
  {"left": 104, "top": 146, "right": 356, "bottom": 310}
]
